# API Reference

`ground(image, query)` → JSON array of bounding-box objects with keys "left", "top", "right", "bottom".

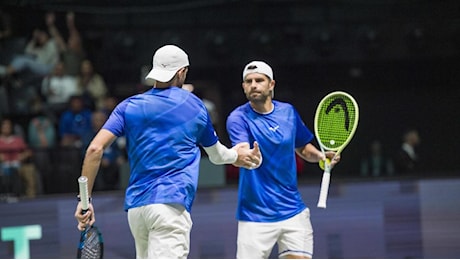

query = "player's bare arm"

[
  {"left": 295, "top": 144, "right": 340, "bottom": 166},
  {"left": 75, "top": 129, "right": 116, "bottom": 230}
]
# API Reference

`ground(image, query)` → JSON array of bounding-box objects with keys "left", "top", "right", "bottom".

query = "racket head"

[
  {"left": 77, "top": 225, "right": 104, "bottom": 259},
  {"left": 314, "top": 91, "right": 359, "bottom": 153}
]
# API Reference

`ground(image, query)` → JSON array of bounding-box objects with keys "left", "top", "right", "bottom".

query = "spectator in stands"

[
  {"left": 58, "top": 95, "right": 92, "bottom": 150},
  {"left": 0, "top": 118, "right": 38, "bottom": 200},
  {"left": 28, "top": 110, "right": 57, "bottom": 149},
  {"left": 83, "top": 110, "right": 125, "bottom": 191},
  {"left": 45, "top": 11, "right": 85, "bottom": 76},
  {"left": 76, "top": 59, "right": 108, "bottom": 110},
  {"left": 27, "top": 110, "right": 56, "bottom": 195},
  {"left": 0, "top": 8, "right": 11, "bottom": 113},
  {"left": 100, "top": 95, "right": 118, "bottom": 116},
  {"left": 394, "top": 128, "right": 421, "bottom": 175},
  {"left": 0, "top": 28, "right": 58, "bottom": 79},
  {"left": 0, "top": 8, "right": 12, "bottom": 43},
  {"left": 360, "top": 139, "right": 394, "bottom": 177},
  {"left": 0, "top": 8, "right": 18, "bottom": 67},
  {"left": 41, "top": 60, "right": 78, "bottom": 118}
]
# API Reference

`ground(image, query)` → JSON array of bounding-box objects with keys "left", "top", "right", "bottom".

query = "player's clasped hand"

[
  {"left": 75, "top": 202, "right": 96, "bottom": 231},
  {"left": 325, "top": 151, "right": 340, "bottom": 167},
  {"left": 233, "top": 141, "right": 262, "bottom": 169}
]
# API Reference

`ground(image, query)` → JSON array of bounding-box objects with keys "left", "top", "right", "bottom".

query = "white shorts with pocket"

[
  {"left": 127, "top": 203, "right": 192, "bottom": 259},
  {"left": 237, "top": 208, "right": 313, "bottom": 259}
]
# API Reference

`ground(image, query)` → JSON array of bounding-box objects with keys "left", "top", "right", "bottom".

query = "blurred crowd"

[
  {"left": 0, "top": 10, "right": 127, "bottom": 202},
  {"left": 0, "top": 8, "right": 424, "bottom": 203}
]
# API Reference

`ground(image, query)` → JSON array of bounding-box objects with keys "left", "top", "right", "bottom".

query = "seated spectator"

[
  {"left": 27, "top": 110, "right": 56, "bottom": 195},
  {"left": 76, "top": 59, "right": 108, "bottom": 110},
  {"left": 0, "top": 118, "right": 39, "bottom": 200},
  {"left": 41, "top": 61, "right": 78, "bottom": 118},
  {"left": 28, "top": 111, "right": 57, "bottom": 149},
  {"left": 0, "top": 28, "right": 58, "bottom": 79},
  {"left": 58, "top": 95, "right": 92, "bottom": 149},
  {"left": 46, "top": 11, "right": 85, "bottom": 76},
  {"left": 100, "top": 95, "right": 118, "bottom": 116}
]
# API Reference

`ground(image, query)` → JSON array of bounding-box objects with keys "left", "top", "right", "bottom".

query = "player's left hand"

[{"left": 325, "top": 151, "right": 340, "bottom": 167}]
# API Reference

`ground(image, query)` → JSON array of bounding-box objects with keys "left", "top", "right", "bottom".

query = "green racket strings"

[{"left": 316, "top": 93, "right": 358, "bottom": 150}]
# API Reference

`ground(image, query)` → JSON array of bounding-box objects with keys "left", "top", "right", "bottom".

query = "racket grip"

[
  {"left": 317, "top": 171, "right": 331, "bottom": 208},
  {"left": 78, "top": 176, "right": 90, "bottom": 211}
]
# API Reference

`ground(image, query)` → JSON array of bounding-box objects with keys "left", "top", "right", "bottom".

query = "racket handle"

[
  {"left": 78, "top": 176, "right": 90, "bottom": 211},
  {"left": 317, "top": 171, "right": 331, "bottom": 208}
]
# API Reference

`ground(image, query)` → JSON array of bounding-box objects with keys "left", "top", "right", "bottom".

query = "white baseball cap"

[
  {"left": 145, "top": 45, "right": 190, "bottom": 85},
  {"left": 242, "top": 61, "right": 273, "bottom": 81}
]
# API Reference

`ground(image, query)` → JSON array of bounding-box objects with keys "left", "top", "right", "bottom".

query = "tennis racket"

[
  {"left": 314, "top": 91, "right": 359, "bottom": 208},
  {"left": 77, "top": 176, "right": 104, "bottom": 259}
]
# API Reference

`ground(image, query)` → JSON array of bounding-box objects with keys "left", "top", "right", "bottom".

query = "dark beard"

[{"left": 247, "top": 92, "right": 268, "bottom": 104}]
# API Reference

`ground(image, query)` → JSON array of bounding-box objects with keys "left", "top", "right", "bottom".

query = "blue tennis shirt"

[
  {"left": 227, "top": 101, "right": 314, "bottom": 222},
  {"left": 103, "top": 87, "right": 218, "bottom": 212}
]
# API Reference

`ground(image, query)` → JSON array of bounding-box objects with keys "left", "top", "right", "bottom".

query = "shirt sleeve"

[
  {"left": 198, "top": 109, "right": 218, "bottom": 147},
  {"left": 102, "top": 99, "right": 128, "bottom": 137},
  {"left": 226, "top": 111, "right": 250, "bottom": 146}
]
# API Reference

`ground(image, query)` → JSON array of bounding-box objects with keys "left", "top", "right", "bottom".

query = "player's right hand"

[
  {"left": 75, "top": 202, "right": 96, "bottom": 231},
  {"left": 233, "top": 141, "right": 262, "bottom": 169}
]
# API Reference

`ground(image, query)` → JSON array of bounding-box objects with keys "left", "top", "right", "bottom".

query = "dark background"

[{"left": 1, "top": 0, "right": 459, "bottom": 176}]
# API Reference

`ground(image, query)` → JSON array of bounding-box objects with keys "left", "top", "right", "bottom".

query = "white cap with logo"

[
  {"left": 242, "top": 61, "right": 273, "bottom": 81},
  {"left": 145, "top": 45, "right": 190, "bottom": 85}
]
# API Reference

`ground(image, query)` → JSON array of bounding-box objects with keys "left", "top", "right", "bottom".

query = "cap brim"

[{"left": 145, "top": 68, "right": 177, "bottom": 85}]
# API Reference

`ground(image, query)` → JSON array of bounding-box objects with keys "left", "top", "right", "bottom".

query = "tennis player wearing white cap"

[
  {"left": 74, "top": 45, "right": 262, "bottom": 259},
  {"left": 226, "top": 61, "right": 338, "bottom": 259}
]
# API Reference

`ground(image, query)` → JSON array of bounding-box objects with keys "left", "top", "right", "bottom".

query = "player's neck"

[
  {"left": 250, "top": 100, "right": 274, "bottom": 114},
  {"left": 154, "top": 82, "right": 171, "bottom": 89},
  {"left": 154, "top": 77, "right": 182, "bottom": 89}
]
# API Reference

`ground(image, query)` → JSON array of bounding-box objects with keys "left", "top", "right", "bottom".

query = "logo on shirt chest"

[{"left": 268, "top": 125, "right": 279, "bottom": 132}]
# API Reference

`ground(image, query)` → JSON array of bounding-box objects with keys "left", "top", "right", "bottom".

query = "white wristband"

[{"left": 203, "top": 141, "right": 238, "bottom": 165}]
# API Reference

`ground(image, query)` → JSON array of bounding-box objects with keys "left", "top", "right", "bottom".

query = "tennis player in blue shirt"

[
  {"left": 227, "top": 61, "right": 339, "bottom": 259},
  {"left": 74, "top": 45, "right": 261, "bottom": 259}
]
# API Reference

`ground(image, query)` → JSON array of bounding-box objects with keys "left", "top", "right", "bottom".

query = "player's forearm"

[
  {"left": 80, "top": 130, "right": 118, "bottom": 193},
  {"left": 81, "top": 145, "right": 104, "bottom": 196},
  {"left": 297, "top": 144, "right": 324, "bottom": 163}
]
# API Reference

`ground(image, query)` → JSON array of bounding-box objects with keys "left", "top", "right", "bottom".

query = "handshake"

[{"left": 232, "top": 142, "right": 262, "bottom": 170}]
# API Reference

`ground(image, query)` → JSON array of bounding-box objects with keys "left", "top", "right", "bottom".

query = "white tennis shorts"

[
  {"left": 127, "top": 203, "right": 192, "bottom": 259},
  {"left": 237, "top": 208, "right": 313, "bottom": 259}
]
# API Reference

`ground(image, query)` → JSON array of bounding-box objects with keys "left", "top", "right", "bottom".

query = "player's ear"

[
  {"left": 269, "top": 80, "right": 275, "bottom": 98},
  {"left": 179, "top": 67, "right": 188, "bottom": 76},
  {"left": 269, "top": 80, "right": 275, "bottom": 90}
]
